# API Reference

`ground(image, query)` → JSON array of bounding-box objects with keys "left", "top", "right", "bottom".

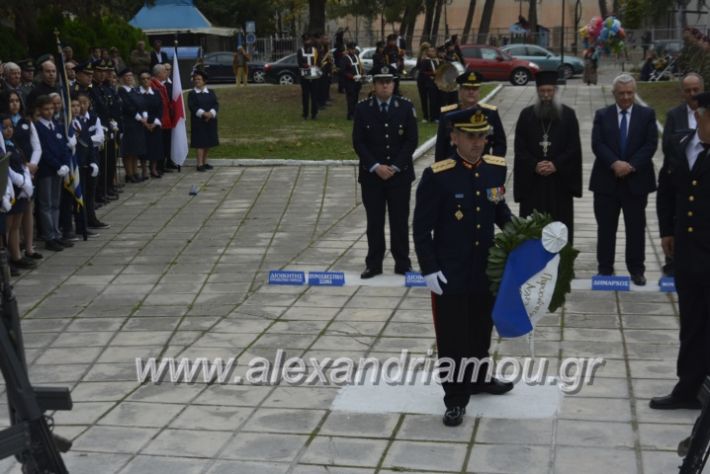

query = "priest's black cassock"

[{"left": 513, "top": 104, "right": 583, "bottom": 244}]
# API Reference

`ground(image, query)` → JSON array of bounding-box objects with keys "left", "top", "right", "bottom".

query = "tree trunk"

[
  {"left": 462, "top": 0, "right": 477, "bottom": 44},
  {"left": 477, "top": 0, "right": 495, "bottom": 44},
  {"left": 529, "top": 0, "right": 538, "bottom": 34},
  {"left": 598, "top": 0, "right": 608, "bottom": 18},
  {"left": 612, "top": 0, "right": 620, "bottom": 15},
  {"left": 308, "top": 0, "right": 326, "bottom": 34},
  {"left": 13, "top": 2, "right": 39, "bottom": 54},
  {"left": 421, "top": 0, "right": 436, "bottom": 44},
  {"left": 431, "top": 0, "right": 444, "bottom": 44}
]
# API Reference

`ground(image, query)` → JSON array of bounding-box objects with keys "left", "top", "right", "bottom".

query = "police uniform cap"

[
  {"left": 535, "top": 70, "right": 558, "bottom": 87},
  {"left": 694, "top": 91, "right": 710, "bottom": 108},
  {"left": 456, "top": 70, "right": 481, "bottom": 88},
  {"left": 18, "top": 59, "right": 35, "bottom": 71},
  {"left": 452, "top": 108, "right": 491, "bottom": 134},
  {"left": 75, "top": 61, "right": 93, "bottom": 74},
  {"left": 373, "top": 65, "right": 395, "bottom": 81},
  {"left": 91, "top": 59, "right": 103, "bottom": 70}
]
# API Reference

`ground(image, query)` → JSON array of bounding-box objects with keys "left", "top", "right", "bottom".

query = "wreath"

[{"left": 486, "top": 211, "right": 579, "bottom": 313}]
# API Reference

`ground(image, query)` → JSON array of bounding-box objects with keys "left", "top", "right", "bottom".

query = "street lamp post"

[{"left": 558, "top": 0, "right": 567, "bottom": 84}]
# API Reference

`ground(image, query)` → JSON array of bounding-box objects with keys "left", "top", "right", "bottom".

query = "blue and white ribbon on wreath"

[{"left": 491, "top": 222, "right": 568, "bottom": 354}]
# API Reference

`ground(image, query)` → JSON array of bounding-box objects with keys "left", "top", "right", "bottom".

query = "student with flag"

[{"left": 413, "top": 108, "right": 513, "bottom": 427}]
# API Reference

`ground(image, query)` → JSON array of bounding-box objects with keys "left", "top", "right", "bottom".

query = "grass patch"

[
  {"left": 188, "top": 83, "right": 495, "bottom": 160},
  {"left": 636, "top": 82, "right": 683, "bottom": 126}
]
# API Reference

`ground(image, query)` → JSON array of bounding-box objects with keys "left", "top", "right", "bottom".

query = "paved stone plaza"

[{"left": 0, "top": 81, "right": 696, "bottom": 474}]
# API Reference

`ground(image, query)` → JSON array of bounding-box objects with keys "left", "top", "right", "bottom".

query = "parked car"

[
  {"left": 263, "top": 53, "right": 301, "bottom": 85},
  {"left": 501, "top": 44, "right": 584, "bottom": 79},
  {"left": 459, "top": 44, "right": 540, "bottom": 85},
  {"left": 197, "top": 52, "right": 266, "bottom": 84},
  {"left": 358, "top": 47, "right": 418, "bottom": 79}
]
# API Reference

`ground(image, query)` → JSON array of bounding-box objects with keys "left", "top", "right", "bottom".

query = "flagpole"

[{"left": 54, "top": 28, "right": 88, "bottom": 241}]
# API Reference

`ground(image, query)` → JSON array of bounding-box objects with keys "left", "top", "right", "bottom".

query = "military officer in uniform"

[
  {"left": 342, "top": 42, "right": 365, "bottom": 120},
  {"left": 651, "top": 92, "right": 710, "bottom": 410},
  {"left": 353, "top": 67, "right": 418, "bottom": 279},
  {"left": 435, "top": 71, "right": 506, "bottom": 162},
  {"left": 413, "top": 109, "right": 513, "bottom": 427}
]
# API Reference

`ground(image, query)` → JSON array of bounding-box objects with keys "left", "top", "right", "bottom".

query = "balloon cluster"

[{"left": 579, "top": 16, "right": 626, "bottom": 55}]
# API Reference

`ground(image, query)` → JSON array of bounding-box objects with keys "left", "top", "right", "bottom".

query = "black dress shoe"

[
  {"left": 631, "top": 273, "right": 646, "bottom": 286},
  {"left": 470, "top": 378, "right": 514, "bottom": 395},
  {"left": 88, "top": 221, "right": 110, "bottom": 229},
  {"left": 203, "top": 163, "right": 214, "bottom": 170},
  {"left": 394, "top": 266, "right": 413, "bottom": 275},
  {"left": 443, "top": 406, "right": 465, "bottom": 427},
  {"left": 56, "top": 238, "right": 74, "bottom": 248},
  {"left": 45, "top": 240, "right": 64, "bottom": 252},
  {"left": 360, "top": 268, "right": 383, "bottom": 279},
  {"left": 649, "top": 394, "right": 701, "bottom": 410},
  {"left": 196, "top": 165, "right": 206, "bottom": 172}
]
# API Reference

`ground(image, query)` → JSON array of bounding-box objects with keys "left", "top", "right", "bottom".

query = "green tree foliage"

[{"left": 0, "top": 25, "right": 29, "bottom": 60}]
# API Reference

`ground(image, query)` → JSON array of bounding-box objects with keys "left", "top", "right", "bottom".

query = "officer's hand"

[
  {"left": 661, "top": 236, "right": 674, "bottom": 258},
  {"left": 27, "top": 163, "right": 38, "bottom": 175},
  {"left": 57, "top": 165, "right": 70, "bottom": 177},
  {"left": 611, "top": 160, "right": 632, "bottom": 177},
  {"left": 89, "top": 163, "right": 99, "bottom": 178},
  {"left": 375, "top": 165, "right": 394, "bottom": 180},
  {"left": 423, "top": 271, "right": 447, "bottom": 295}
]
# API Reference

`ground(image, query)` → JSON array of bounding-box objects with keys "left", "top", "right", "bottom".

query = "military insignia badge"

[
  {"left": 455, "top": 210, "right": 464, "bottom": 220},
  {"left": 471, "top": 111, "right": 485, "bottom": 126},
  {"left": 486, "top": 186, "right": 505, "bottom": 203},
  {"left": 468, "top": 72, "right": 477, "bottom": 82}
]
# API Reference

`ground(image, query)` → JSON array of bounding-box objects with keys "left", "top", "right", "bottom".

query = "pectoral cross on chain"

[{"left": 540, "top": 134, "right": 552, "bottom": 157}]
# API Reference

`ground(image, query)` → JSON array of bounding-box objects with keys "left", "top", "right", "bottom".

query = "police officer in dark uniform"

[
  {"left": 413, "top": 109, "right": 513, "bottom": 427},
  {"left": 353, "top": 67, "right": 418, "bottom": 279},
  {"left": 651, "top": 92, "right": 710, "bottom": 410},
  {"left": 435, "top": 71, "right": 506, "bottom": 162},
  {"left": 91, "top": 60, "right": 119, "bottom": 212}
]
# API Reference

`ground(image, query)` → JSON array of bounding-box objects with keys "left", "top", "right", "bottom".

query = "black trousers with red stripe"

[{"left": 431, "top": 291, "right": 494, "bottom": 409}]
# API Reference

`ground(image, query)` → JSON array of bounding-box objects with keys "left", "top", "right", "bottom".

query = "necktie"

[
  {"left": 619, "top": 109, "right": 628, "bottom": 157},
  {"left": 380, "top": 102, "right": 388, "bottom": 114}
]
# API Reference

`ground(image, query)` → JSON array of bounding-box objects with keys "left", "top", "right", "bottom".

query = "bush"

[{"left": 0, "top": 26, "right": 29, "bottom": 61}]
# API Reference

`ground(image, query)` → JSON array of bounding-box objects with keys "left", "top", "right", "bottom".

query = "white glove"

[
  {"left": 110, "top": 120, "right": 119, "bottom": 131},
  {"left": 57, "top": 165, "right": 70, "bottom": 177},
  {"left": 21, "top": 180, "right": 33, "bottom": 199},
  {"left": 1, "top": 196, "right": 11, "bottom": 212},
  {"left": 71, "top": 118, "right": 82, "bottom": 132},
  {"left": 67, "top": 135, "right": 77, "bottom": 148},
  {"left": 423, "top": 271, "right": 447, "bottom": 295},
  {"left": 89, "top": 163, "right": 99, "bottom": 177},
  {"left": 353, "top": 74, "right": 361, "bottom": 82},
  {"left": 91, "top": 134, "right": 104, "bottom": 147}
]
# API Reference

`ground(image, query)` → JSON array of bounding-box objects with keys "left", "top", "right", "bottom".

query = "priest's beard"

[{"left": 533, "top": 96, "right": 562, "bottom": 121}]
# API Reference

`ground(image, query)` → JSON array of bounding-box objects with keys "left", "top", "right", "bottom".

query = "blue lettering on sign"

[
  {"left": 659, "top": 276, "right": 676, "bottom": 293},
  {"left": 268, "top": 270, "right": 305, "bottom": 285},
  {"left": 308, "top": 272, "right": 345, "bottom": 286},
  {"left": 591, "top": 275, "right": 631, "bottom": 291},
  {"left": 405, "top": 272, "right": 427, "bottom": 287}
]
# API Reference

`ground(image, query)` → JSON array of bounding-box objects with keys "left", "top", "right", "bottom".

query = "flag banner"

[
  {"left": 63, "top": 154, "right": 84, "bottom": 208},
  {"left": 487, "top": 213, "right": 578, "bottom": 339},
  {"left": 171, "top": 47, "right": 188, "bottom": 166}
]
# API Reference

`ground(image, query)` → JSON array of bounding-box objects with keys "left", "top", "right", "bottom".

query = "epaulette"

[
  {"left": 440, "top": 104, "right": 458, "bottom": 113},
  {"left": 479, "top": 102, "right": 497, "bottom": 111},
  {"left": 358, "top": 97, "right": 370, "bottom": 104},
  {"left": 431, "top": 159, "right": 456, "bottom": 173},
  {"left": 483, "top": 154, "right": 506, "bottom": 167}
]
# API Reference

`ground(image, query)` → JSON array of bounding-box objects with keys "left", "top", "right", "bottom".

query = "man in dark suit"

[
  {"left": 413, "top": 109, "right": 513, "bottom": 427},
  {"left": 435, "top": 71, "right": 506, "bottom": 162},
  {"left": 353, "top": 68, "right": 418, "bottom": 278},
  {"left": 590, "top": 73, "right": 658, "bottom": 285},
  {"left": 651, "top": 92, "right": 710, "bottom": 410},
  {"left": 659, "top": 73, "right": 704, "bottom": 276},
  {"left": 150, "top": 39, "right": 169, "bottom": 68}
]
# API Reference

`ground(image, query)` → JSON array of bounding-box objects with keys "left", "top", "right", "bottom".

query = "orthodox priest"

[{"left": 513, "top": 71, "right": 582, "bottom": 243}]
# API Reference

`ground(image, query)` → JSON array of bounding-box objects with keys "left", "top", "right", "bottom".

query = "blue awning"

[{"left": 129, "top": 0, "right": 236, "bottom": 36}]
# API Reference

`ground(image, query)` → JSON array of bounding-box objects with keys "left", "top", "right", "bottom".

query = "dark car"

[
  {"left": 197, "top": 52, "right": 265, "bottom": 84},
  {"left": 459, "top": 44, "right": 540, "bottom": 85},
  {"left": 263, "top": 53, "right": 302, "bottom": 85}
]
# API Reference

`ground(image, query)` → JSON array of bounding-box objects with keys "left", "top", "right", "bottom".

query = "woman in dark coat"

[
  {"left": 187, "top": 70, "right": 219, "bottom": 171},
  {"left": 137, "top": 70, "right": 164, "bottom": 179},
  {"left": 117, "top": 68, "right": 148, "bottom": 182}
]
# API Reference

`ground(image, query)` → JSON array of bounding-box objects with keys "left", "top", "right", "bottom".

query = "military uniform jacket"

[
  {"left": 413, "top": 154, "right": 512, "bottom": 294},
  {"left": 352, "top": 95, "right": 418, "bottom": 187},
  {"left": 434, "top": 104, "right": 506, "bottom": 161},
  {"left": 657, "top": 131, "right": 710, "bottom": 275}
]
